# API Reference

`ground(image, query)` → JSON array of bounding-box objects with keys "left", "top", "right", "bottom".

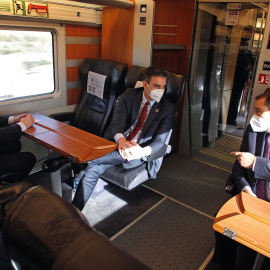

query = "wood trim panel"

[
  {"left": 153, "top": 0, "right": 196, "bottom": 77},
  {"left": 152, "top": 50, "right": 187, "bottom": 75},
  {"left": 154, "top": 25, "right": 178, "bottom": 36},
  {"left": 154, "top": 0, "right": 195, "bottom": 46},
  {"left": 153, "top": 0, "right": 196, "bottom": 152},
  {"left": 67, "top": 87, "right": 83, "bottom": 106},
  {"left": 66, "top": 24, "right": 102, "bottom": 37},
  {"left": 65, "top": 24, "right": 102, "bottom": 106},
  {"left": 66, "top": 44, "right": 101, "bottom": 60},
  {"left": 67, "top": 66, "right": 80, "bottom": 82},
  {"left": 101, "top": 2, "right": 135, "bottom": 67}
]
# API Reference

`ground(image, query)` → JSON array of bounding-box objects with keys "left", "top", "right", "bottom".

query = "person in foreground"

[
  {"left": 213, "top": 88, "right": 270, "bottom": 270},
  {"left": 231, "top": 88, "right": 270, "bottom": 199},
  {"left": 72, "top": 66, "right": 175, "bottom": 211},
  {"left": 0, "top": 113, "right": 36, "bottom": 270},
  {"left": 0, "top": 113, "right": 36, "bottom": 182}
]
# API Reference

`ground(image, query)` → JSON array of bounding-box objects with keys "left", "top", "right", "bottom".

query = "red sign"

[
  {"left": 140, "top": 17, "right": 146, "bottom": 25},
  {"left": 258, "top": 74, "right": 269, "bottom": 85}
]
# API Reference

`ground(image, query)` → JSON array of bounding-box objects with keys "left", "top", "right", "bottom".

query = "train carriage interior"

[{"left": 0, "top": 0, "right": 270, "bottom": 269}]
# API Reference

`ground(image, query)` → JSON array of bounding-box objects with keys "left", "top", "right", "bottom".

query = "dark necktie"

[
  {"left": 256, "top": 133, "right": 270, "bottom": 201},
  {"left": 126, "top": 101, "right": 150, "bottom": 141}
]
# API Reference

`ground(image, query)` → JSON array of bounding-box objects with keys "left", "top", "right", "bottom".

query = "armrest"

[
  {"left": 50, "top": 112, "right": 75, "bottom": 122},
  {"left": 145, "top": 129, "right": 173, "bottom": 162},
  {"left": 145, "top": 144, "right": 168, "bottom": 162}
]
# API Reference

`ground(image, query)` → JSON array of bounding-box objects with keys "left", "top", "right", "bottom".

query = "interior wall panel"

[
  {"left": 65, "top": 24, "right": 102, "bottom": 106},
  {"left": 66, "top": 44, "right": 101, "bottom": 60},
  {"left": 67, "top": 66, "right": 80, "bottom": 82},
  {"left": 101, "top": 1, "right": 135, "bottom": 67},
  {"left": 152, "top": 0, "right": 196, "bottom": 76},
  {"left": 132, "top": 0, "right": 155, "bottom": 67},
  {"left": 152, "top": 0, "right": 196, "bottom": 152},
  {"left": 66, "top": 24, "right": 102, "bottom": 37},
  {"left": 67, "top": 87, "right": 83, "bottom": 105}
]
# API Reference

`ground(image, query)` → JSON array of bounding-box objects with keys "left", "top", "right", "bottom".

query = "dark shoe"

[
  {"left": 42, "top": 156, "right": 70, "bottom": 173},
  {"left": 227, "top": 121, "right": 238, "bottom": 126}
]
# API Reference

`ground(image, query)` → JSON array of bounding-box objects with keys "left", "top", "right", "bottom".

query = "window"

[{"left": 0, "top": 29, "right": 55, "bottom": 102}]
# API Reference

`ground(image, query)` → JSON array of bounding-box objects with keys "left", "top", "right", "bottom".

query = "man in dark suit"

[
  {"left": 232, "top": 89, "right": 270, "bottom": 197},
  {"left": 230, "top": 88, "right": 270, "bottom": 269},
  {"left": 213, "top": 88, "right": 270, "bottom": 269},
  {"left": 0, "top": 113, "right": 36, "bottom": 182},
  {"left": 72, "top": 66, "right": 175, "bottom": 210}
]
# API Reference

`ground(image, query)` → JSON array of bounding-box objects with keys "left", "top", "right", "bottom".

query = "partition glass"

[{"left": 189, "top": 2, "right": 268, "bottom": 166}]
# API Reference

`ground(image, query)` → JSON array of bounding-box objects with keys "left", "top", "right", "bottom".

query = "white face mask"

[
  {"left": 250, "top": 112, "right": 270, "bottom": 133},
  {"left": 146, "top": 84, "right": 164, "bottom": 103}
]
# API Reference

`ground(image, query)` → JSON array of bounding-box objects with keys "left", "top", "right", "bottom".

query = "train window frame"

[
  {"left": 0, "top": 20, "right": 66, "bottom": 115},
  {"left": 0, "top": 27, "right": 55, "bottom": 102}
]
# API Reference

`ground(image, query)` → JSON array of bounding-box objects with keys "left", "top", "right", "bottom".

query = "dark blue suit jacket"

[
  {"left": 0, "top": 116, "right": 22, "bottom": 144},
  {"left": 105, "top": 87, "right": 176, "bottom": 178},
  {"left": 233, "top": 124, "right": 270, "bottom": 193}
]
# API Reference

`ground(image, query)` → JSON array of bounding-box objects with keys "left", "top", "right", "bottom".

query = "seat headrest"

[
  {"left": 134, "top": 81, "right": 143, "bottom": 88},
  {"left": 125, "top": 65, "right": 185, "bottom": 107},
  {"left": 166, "top": 72, "right": 185, "bottom": 107},
  {"left": 125, "top": 65, "right": 145, "bottom": 89},
  {"left": 79, "top": 58, "right": 128, "bottom": 97},
  {"left": 75, "top": 58, "right": 128, "bottom": 136}
]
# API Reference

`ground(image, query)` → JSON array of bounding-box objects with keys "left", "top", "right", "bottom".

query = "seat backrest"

[
  {"left": 73, "top": 58, "right": 128, "bottom": 137},
  {"left": 124, "top": 65, "right": 185, "bottom": 108}
]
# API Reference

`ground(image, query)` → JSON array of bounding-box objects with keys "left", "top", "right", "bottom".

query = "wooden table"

[
  {"left": 24, "top": 112, "right": 117, "bottom": 163},
  {"left": 23, "top": 112, "right": 117, "bottom": 196},
  {"left": 213, "top": 192, "right": 270, "bottom": 269}
]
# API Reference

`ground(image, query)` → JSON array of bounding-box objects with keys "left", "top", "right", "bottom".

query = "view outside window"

[{"left": 0, "top": 29, "right": 54, "bottom": 102}]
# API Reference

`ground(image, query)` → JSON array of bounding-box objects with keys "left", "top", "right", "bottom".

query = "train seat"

[
  {"left": 91, "top": 66, "right": 185, "bottom": 197},
  {"left": 0, "top": 183, "right": 150, "bottom": 270},
  {"left": 52, "top": 58, "right": 128, "bottom": 136},
  {"left": 42, "top": 58, "right": 128, "bottom": 190}
]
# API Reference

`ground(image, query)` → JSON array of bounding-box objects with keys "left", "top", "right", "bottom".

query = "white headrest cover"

[{"left": 134, "top": 81, "right": 143, "bottom": 88}]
